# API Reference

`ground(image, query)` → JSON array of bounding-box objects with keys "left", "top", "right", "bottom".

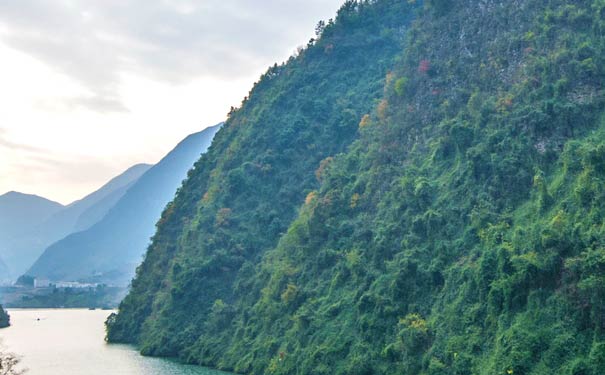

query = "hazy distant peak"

[
  {"left": 27, "top": 123, "right": 221, "bottom": 285},
  {"left": 66, "top": 163, "right": 152, "bottom": 208},
  {"left": 0, "top": 191, "right": 64, "bottom": 207},
  {"left": 0, "top": 162, "right": 152, "bottom": 279}
]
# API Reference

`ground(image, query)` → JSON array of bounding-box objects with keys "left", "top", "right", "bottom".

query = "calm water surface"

[{"left": 0, "top": 309, "right": 232, "bottom": 375}]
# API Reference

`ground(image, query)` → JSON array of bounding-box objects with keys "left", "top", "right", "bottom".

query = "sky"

[{"left": 0, "top": 0, "right": 344, "bottom": 205}]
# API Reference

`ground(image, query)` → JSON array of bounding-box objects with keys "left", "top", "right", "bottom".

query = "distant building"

[
  {"left": 34, "top": 278, "right": 51, "bottom": 288},
  {"left": 55, "top": 281, "right": 97, "bottom": 289}
]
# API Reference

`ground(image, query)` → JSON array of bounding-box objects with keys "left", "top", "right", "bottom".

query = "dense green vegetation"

[
  {"left": 0, "top": 305, "right": 9, "bottom": 328},
  {"left": 107, "top": 0, "right": 416, "bottom": 357},
  {"left": 109, "top": 0, "right": 605, "bottom": 374}
]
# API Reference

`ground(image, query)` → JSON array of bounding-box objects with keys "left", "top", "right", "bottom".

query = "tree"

[
  {"left": 0, "top": 352, "right": 22, "bottom": 375},
  {"left": 0, "top": 340, "right": 23, "bottom": 375},
  {"left": 315, "top": 20, "right": 326, "bottom": 37},
  {"left": 0, "top": 306, "right": 8, "bottom": 329}
]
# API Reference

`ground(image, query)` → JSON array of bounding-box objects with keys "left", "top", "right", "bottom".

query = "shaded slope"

[
  {"left": 107, "top": 0, "right": 418, "bottom": 366},
  {"left": 71, "top": 164, "right": 152, "bottom": 232},
  {"left": 28, "top": 124, "right": 221, "bottom": 285}
]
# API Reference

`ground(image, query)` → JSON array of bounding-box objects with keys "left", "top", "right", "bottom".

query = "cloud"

[
  {"left": 0, "top": 130, "right": 46, "bottom": 153},
  {"left": 0, "top": 127, "right": 111, "bottom": 179},
  {"left": 0, "top": 0, "right": 345, "bottom": 203},
  {"left": 0, "top": 130, "right": 126, "bottom": 204},
  {"left": 0, "top": 0, "right": 343, "bottom": 113}
]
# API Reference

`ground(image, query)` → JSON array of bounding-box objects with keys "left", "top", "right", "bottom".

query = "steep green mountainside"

[
  {"left": 107, "top": 0, "right": 417, "bottom": 359},
  {"left": 110, "top": 0, "right": 605, "bottom": 374},
  {"left": 212, "top": 1, "right": 605, "bottom": 374}
]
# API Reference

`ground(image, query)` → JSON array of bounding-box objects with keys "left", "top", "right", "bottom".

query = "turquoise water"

[{"left": 0, "top": 309, "right": 232, "bottom": 375}]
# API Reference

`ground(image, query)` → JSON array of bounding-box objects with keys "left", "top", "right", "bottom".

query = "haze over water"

[{"left": 0, "top": 309, "right": 231, "bottom": 375}]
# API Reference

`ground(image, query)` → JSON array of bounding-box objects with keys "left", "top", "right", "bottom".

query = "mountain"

[
  {"left": 70, "top": 163, "right": 153, "bottom": 232},
  {"left": 108, "top": 0, "right": 605, "bottom": 374},
  {"left": 0, "top": 192, "right": 64, "bottom": 277},
  {"left": 0, "top": 164, "right": 150, "bottom": 278},
  {"left": 28, "top": 124, "right": 222, "bottom": 285},
  {"left": 0, "top": 192, "right": 63, "bottom": 240},
  {"left": 106, "top": 0, "right": 417, "bottom": 366}
]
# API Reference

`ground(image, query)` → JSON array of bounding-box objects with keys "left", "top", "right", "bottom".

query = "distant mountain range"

[
  {"left": 0, "top": 191, "right": 63, "bottom": 240},
  {"left": 0, "top": 164, "right": 150, "bottom": 279},
  {"left": 27, "top": 124, "right": 221, "bottom": 286},
  {"left": 69, "top": 164, "right": 153, "bottom": 233}
]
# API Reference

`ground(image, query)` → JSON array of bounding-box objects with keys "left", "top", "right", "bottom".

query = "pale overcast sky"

[{"left": 0, "top": 0, "right": 344, "bottom": 204}]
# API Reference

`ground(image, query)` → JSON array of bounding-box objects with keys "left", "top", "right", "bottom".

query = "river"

[{"left": 0, "top": 309, "right": 232, "bottom": 375}]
